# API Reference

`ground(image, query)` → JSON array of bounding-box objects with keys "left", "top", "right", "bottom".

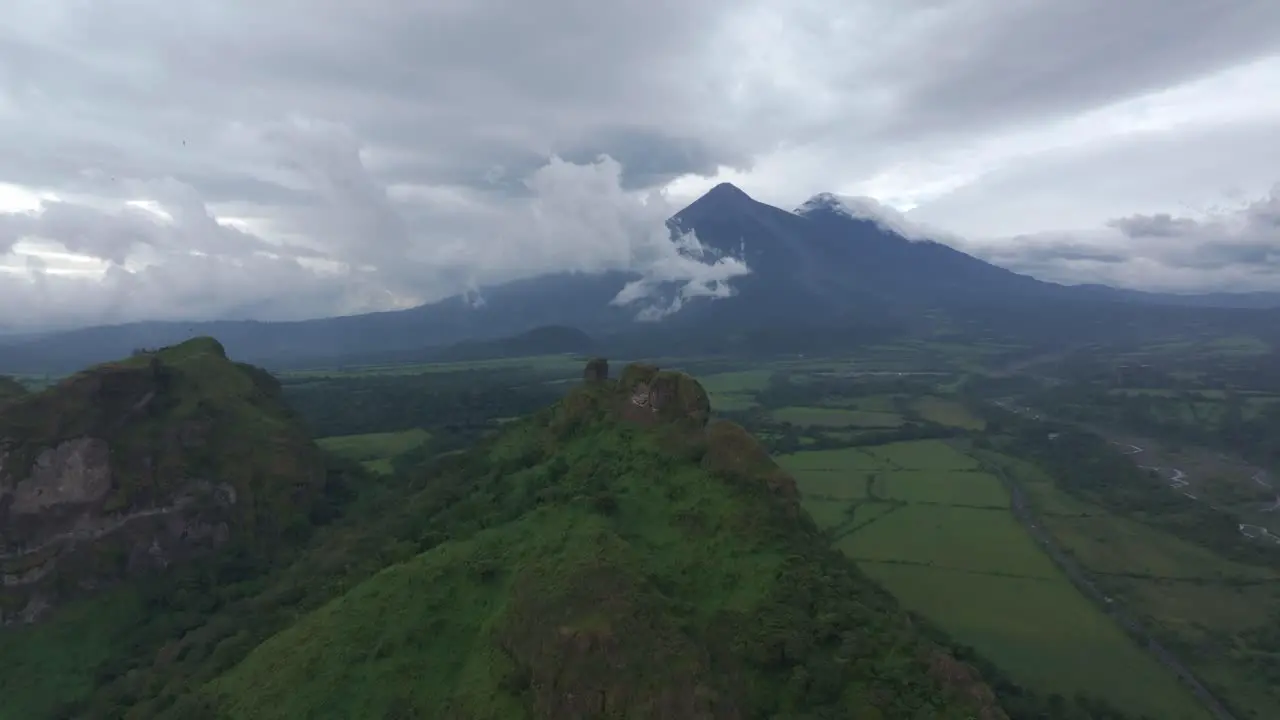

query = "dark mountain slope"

[
  {"left": 427, "top": 324, "right": 596, "bottom": 362},
  {"left": 0, "top": 274, "right": 634, "bottom": 375},
  {"left": 789, "top": 193, "right": 1075, "bottom": 307}
]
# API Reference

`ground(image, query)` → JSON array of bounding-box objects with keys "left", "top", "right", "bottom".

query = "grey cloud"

[
  {"left": 0, "top": 253, "right": 387, "bottom": 331},
  {"left": 806, "top": 187, "right": 1280, "bottom": 291},
  {"left": 909, "top": 120, "right": 1280, "bottom": 238},
  {"left": 967, "top": 185, "right": 1280, "bottom": 290},
  {"left": 872, "top": 1, "right": 1280, "bottom": 139},
  {"left": 998, "top": 238, "right": 1130, "bottom": 265},
  {"left": 0, "top": 0, "right": 748, "bottom": 205},
  {"left": 558, "top": 128, "right": 751, "bottom": 190},
  {"left": 1, "top": 0, "right": 1279, "bottom": 328},
  {"left": 1108, "top": 214, "right": 1203, "bottom": 238}
]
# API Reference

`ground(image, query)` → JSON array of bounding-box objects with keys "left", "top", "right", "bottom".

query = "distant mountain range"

[{"left": 2, "top": 183, "right": 1278, "bottom": 373}]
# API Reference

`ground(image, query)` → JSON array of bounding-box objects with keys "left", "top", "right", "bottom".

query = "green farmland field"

[
  {"left": 771, "top": 406, "right": 903, "bottom": 428},
  {"left": 779, "top": 438, "right": 1208, "bottom": 719},
  {"left": 316, "top": 429, "right": 432, "bottom": 474}
]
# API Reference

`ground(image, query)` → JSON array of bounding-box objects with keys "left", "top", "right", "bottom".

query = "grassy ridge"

[
  {"left": 200, "top": 374, "right": 1003, "bottom": 718},
  {"left": 0, "top": 365, "right": 1007, "bottom": 719}
]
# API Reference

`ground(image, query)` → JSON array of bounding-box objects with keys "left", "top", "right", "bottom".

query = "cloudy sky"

[{"left": 1, "top": 0, "right": 1279, "bottom": 330}]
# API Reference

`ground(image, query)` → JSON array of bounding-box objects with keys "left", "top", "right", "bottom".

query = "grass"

[
  {"left": 771, "top": 406, "right": 903, "bottom": 428},
  {"left": 982, "top": 448, "right": 1280, "bottom": 718},
  {"left": 193, "top": 391, "right": 995, "bottom": 719},
  {"left": 801, "top": 497, "right": 857, "bottom": 529},
  {"left": 1043, "top": 513, "right": 1277, "bottom": 581},
  {"left": 879, "top": 471, "right": 1009, "bottom": 508},
  {"left": 858, "top": 563, "right": 1207, "bottom": 719},
  {"left": 776, "top": 447, "right": 890, "bottom": 473},
  {"left": 778, "top": 438, "right": 1209, "bottom": 719},
  {"left": 316, "top": 429, "right": 432, "bottom": 474},
  {"left": 818, "top": 394, "right": 899, "bottom": 411},
  {"left": 209, "top": 510, "right": 603, "bottom": 719},
  {"left": 698, "top": 370, "right": 772, "bottom": 393},
  {"left": 0, "top": 591, "right": 146, "bottom": 720},
  {"left": 868, "top": 439, "right": 981, "bottom": 470},
  {"left": 841, "top": 505, "right": 1059, "bottom": 578},
  {"left": 280, "top": 354, "right": 586, "bottom": 379},
  {"left": 1204, "top": 335, "right": 1271, "bottom": 356},
  {"left": 787, "top": 468, "right": 872, "bottom": 500},
  {"left": 914, "top": 396, "right": 985, "bottom": 430},
  {"left": 698, "top": 370, "right": 773, "bottom": 413}
]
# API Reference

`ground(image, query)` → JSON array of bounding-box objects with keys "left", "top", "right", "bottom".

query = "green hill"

[
  {"left": 0, "top": 338, "right": 339, "bottom": 625},
  {"left": 199, "top": 362, "right": 1008, "bottom": 718},
  {"left": 0, "top": 358, "right": 1015, "bottom": 719}
]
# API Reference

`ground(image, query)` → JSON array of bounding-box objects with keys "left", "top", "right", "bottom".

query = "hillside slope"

[
  {"left": 0, "top": 376, "right": 26, "bottom": 405},
  {"left": 195, "top": 361, "right": 1002, "bottom": 719},
  {"left": 84, "top": 360, "right": 1004, "bottom": 720},
  {"left": 0, "top": 338, "right": 332, "bottom": 625}
]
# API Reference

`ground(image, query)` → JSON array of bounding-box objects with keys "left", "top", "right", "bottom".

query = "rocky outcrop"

[
  {"left": 616, "top": 363, "right": 712, "bottom": 427},
  {"left": 8, "top": 437, "right": 112, "bottom": 514},
  {"left": 583, "top": 357, "right": 610, "bottom": 383},
  {"left": 0, "top": 337, "right": 328, "bottom": 624},
  {"left": 568, "top": 360, "right": 795, "bottom": 508}
]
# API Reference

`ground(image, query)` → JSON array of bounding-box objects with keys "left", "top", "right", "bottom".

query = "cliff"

[{"left": 0, "top": 337, "right": 327, "bottom": 624}]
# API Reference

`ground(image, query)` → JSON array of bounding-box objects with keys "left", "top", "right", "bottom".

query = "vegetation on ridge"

[
  {"left": 199, "top": 364, "right": 1004, "bottom": 719},
  {"left": 0, "top": 337, "right": 356, "bottom": 632},
  {"left": 1, "top": 359, "right": 1012, "bottom": 719},
  {"left": 0, "top": 375, "right": 26, "bottom": 404},
  {"left": 6, "top": 334, "right": 1260, "bottom": 719}
]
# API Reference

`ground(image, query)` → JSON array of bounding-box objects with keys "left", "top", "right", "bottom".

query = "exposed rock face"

[
  {"left": 583, "top": 357, "right": 610, "bottom": 383},
  {"left": 0, "top": 337, "right": 328, "bottom": 625},
  {"left": 10, "top": 437, "right": 112, "bottom": 514},
  {"left": 615, "top": 363, "right": 712, "bottom": 427},
  {"left": 570, "top": 360, "right": 795, "bottom": 510}
]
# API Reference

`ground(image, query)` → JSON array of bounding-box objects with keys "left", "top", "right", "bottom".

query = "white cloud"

[{"left": 0, "top": 150, "right": 749, "bottom": 329}]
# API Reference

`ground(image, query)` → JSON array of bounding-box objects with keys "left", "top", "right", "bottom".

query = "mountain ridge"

[{"left": 2, "top": 183, "right": 1279, "bottom": 373}]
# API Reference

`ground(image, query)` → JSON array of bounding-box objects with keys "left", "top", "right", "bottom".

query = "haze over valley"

[{"left": 1, "top": 2, "right": 1279, "bottom": 719}]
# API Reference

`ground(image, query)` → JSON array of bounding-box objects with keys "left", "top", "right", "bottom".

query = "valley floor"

[{"left": 778, "top": 439, "right": 1211, "bottom": 720}]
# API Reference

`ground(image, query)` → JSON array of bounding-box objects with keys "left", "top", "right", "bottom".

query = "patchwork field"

[
  {"left": 699, "top": 369, "right": 772, "bottom": 412},
  {"left": 282, "top": 353, "right": 586, "bottom": 379},
  {"left": 913, "top": 396, "right": 985, "bottom": 430},
  {"left": 317, "top": 429, "right": 432, "bottom": 474},
  {"left": 777, "top": 439, "right": 1209, "bottom": 719},
  {"left": 771, "top": 406, "right": 903, "bottom": 428},
  {"left": 989, "top": 451, "right": 1280, "bottom": 718}
]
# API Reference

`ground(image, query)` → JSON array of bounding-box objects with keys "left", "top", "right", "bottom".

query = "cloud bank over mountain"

[{"left": 1, "top": 0, "right": 1278, "bottom": 329}]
